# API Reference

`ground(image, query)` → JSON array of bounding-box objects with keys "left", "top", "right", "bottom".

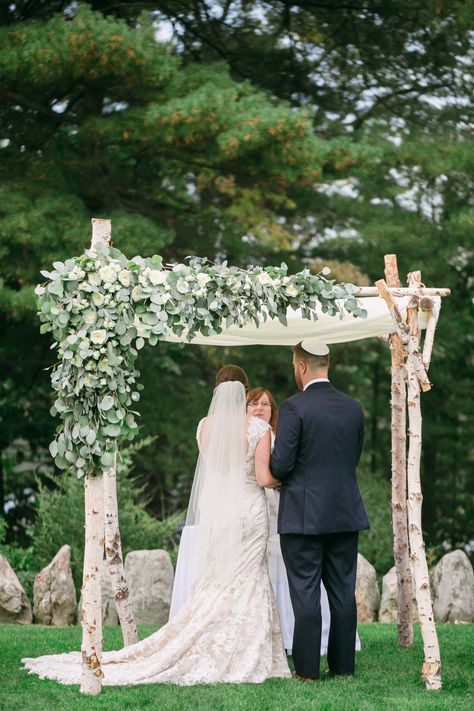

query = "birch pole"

[
  {"left": 384, "top": 255, "right": 413, "bottom": 647},
  {"left": 104, "top": 457, "right": 139, "bottom": 646},
  {"left": 90, "top": 218, "right": 138, "bottom": 647},
  {"left": 421, "top": 298, "right": 440, "bottom": 372},
  {"left": 405, "top": 272, "right": 442, "bottom": 691},
  {"left": 80, "top": 474, "right": 104, "bottom": 694}
]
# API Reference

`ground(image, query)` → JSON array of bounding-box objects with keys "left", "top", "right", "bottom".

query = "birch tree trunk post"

[
  {"left": 405, "top": 271, "right": 442, "bottom": 691},
  {"left": 421, "top": 297, "right": 439, "bottom": 372},
  {"left": 103, "top": 456, "right": 139, "bottom": 646},
  {"left": 80, "top": 474, "right": 105, "bottom": 694},
  {"left": 90, "top": 218, "right": 139, "bottom": 647},
  {"left": 384, "top": 255, "right": 413, "bottom": 648}
]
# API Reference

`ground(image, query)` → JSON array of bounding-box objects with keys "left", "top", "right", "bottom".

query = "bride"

[{"left": 22, "top": 365, "right": 291, "bottom": 685}]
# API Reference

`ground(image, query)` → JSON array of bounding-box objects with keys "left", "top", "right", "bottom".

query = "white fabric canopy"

[{"left": 165, "top": 296, "right": 440, "bottom": 347}]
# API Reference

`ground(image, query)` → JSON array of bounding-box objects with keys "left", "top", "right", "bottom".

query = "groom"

[{"left": 270, "top": 339, "right": 369, "bottom": 681}]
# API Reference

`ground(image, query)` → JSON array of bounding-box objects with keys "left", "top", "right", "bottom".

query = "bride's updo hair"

[{"left": 215, "top": 364, "right": 249, "bottom": 391}]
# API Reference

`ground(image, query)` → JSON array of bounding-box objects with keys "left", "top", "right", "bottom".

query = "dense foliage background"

[{"left": 1, "top": 2, "right": 472, "bottom": 580}]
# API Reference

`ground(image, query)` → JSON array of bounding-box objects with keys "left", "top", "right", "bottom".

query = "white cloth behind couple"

[{"left": 170, "top": 489, "right": 361, "bottom": 655}]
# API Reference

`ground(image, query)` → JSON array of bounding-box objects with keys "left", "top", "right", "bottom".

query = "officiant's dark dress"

[{"left": 271, "top": 381, "right": 369, "bottom": 679}]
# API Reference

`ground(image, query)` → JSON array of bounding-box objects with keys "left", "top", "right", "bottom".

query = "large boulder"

[
  {"left": 124, "top": 550, "right": 174, "bottom": 626},
  {"left": 33, "top": 545, "right": 77, "bottom": 626},
  {"left": 0, "top": 553, "right": 33, "bottom": 624},
  {"left": 379, "top": 565, "right": 418, "bottom": 623},
  {"left": 432, "top": 550, "right": 474, "bottom": 623},
  {"left": 77, "top": 559, "right": 119, "bottom": 626},
  {"left": 355, "top": 554, "right": 380, "bottom": 622}
]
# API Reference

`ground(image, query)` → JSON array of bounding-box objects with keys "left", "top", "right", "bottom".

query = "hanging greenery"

[{"left": 36, "top": 244, "right": 366, "bottom": 478}]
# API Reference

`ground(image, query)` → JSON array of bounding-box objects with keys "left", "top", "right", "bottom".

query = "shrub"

[
  {"left": 358, "top": 468, "right": 394, "bottom": 578},
  {"left": 31, "top": 438, "right": 184, "bottom": 591},
  {"left": 0, "top": 516, "right": 36, "bottom": 599}
]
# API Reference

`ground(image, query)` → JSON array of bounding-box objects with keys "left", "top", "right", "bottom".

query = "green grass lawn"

[{"left": 0, "top": 623, "right": 472, "bottom": 711}]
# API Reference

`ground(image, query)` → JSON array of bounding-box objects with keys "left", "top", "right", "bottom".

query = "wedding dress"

[
  {"left": 170, "top": 436, "right": 338, "bottom": 654},
  {"left": 171, "top": 490, "right": 360, "bottom": 655},
  {"left": 22, "top": 401, "right": 291, "bottom": 686}
]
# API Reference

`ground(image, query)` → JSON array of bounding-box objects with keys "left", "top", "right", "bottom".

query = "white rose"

[
  {"left": 131, "top": 285, "right": 144, "bottom": 301},
  {"left": 88, "top": 272, "right": 100, "bottom": 287},
  {"left": 196, "top": 273, "right": 211, "bottom": 287},
  {"left": 285, "top": 284, "right": 299, "bottom": 297},
  {"left": 118, "top": 270, "right": 131, "bottom": 287},
  {"left": 148, "top": 269, "right": 168, "bottom": 285},
  {"left": 99, "top": 265, "right": 114, "bottom": 283},
  {"left": 70, "top": 267, "right": 85, "bottom": 280},
  {"left": 92, "top": 291, "right": 104, "bottom": 307},
  {"left": 258, "top": 272, "right": 272, "bottom": 286},
  {"left": 84, "top": 375, "right": 93, "bottom": 388},
  {"left": 176, "top": 278, "right": 190, "bottom": 294},
  {"left": 35, "top": 285, "right": 45, "bottom": 296},
  {"left": 90, "top": 329, "right": 107, "bottom": 345},
  {"left": 83, "top": 309, "right": 96, "bottom": 325},
  {"left": 98, "top": 358, "right": 109, "bottom": 372}
]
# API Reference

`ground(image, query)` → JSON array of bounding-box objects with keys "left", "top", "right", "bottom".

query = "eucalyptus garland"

[{"left": 36, "top": 244, "right": 366, "bottom": 478}]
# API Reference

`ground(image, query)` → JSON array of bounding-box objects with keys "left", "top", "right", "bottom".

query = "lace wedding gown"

[{"left": 22, "top": 416, "right": 291, "bottom": 686}]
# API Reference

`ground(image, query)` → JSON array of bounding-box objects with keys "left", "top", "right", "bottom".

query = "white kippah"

[{"left": 300, "top": 338, "right": 330, "bottom": 356}]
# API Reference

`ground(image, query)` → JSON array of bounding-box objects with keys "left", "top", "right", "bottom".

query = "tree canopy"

[{"left": 1, "top": 1, "right": 472, "bottom": 563}]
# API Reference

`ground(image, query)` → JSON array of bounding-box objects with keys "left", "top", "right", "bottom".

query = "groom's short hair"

[{"left": 293, "top": 342, "right": 329, "bottom": 371}]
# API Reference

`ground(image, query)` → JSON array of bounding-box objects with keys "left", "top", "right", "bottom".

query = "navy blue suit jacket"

[{"left": 270, "top": 381, "right": 369, "bottom": 535}]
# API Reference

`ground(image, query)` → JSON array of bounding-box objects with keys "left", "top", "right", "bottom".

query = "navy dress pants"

[{"left": 280, "top": 531, "right": 359, "bottom": 680}]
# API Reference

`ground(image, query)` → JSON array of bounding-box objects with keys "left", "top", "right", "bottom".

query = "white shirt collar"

[{"left": 303, "top": 378, "right": 330, "bottom": 391}]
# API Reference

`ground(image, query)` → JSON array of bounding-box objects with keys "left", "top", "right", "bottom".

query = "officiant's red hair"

[{"left": 246, "top": 388, "right": 278, "bottom": 430}]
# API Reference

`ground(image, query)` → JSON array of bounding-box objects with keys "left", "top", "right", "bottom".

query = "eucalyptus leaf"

[
  {"left": 99, "top": 395, "right": 115, "bottom": 411},
  {"left": 100, "top": 452, "right": 114, "bottom": 467},
  {"left": 102, "top": 424, "right": 121, "bottom": 437}
]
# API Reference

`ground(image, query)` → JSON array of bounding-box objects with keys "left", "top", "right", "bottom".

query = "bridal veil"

[{"left": 185, "top": 380, "right": 248, "bottom": 578}]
